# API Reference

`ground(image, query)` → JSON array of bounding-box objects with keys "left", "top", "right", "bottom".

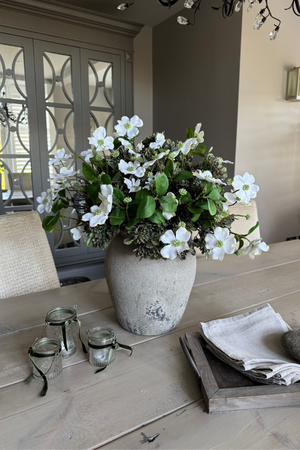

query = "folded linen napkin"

[{"left": 200, "top": 304, "right": 300, "bottom": 385}]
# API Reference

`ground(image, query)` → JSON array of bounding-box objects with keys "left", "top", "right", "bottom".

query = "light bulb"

[
  {"left": 177, "top": 16, "right": 190, "bottom": 25},
  {"left": 253, "top": 21, "right": 263, "bottom": 30},
  {"left": 184, "top": 0, "right": 194, "bottom": 8},
  {"left": 269, "top": 27, "right": 279, "bottom": 40},
  {"left": 117, "top": 3, "right": 129, "bottom": 10},
  {"left": 235, "top": 1, "right": 243, "bottom": 12},
  {"left": 247, "top": 1, "right": 253, "bottom": 12}
]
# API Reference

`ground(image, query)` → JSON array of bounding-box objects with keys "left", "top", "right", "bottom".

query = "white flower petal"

[
  {"left": 214, "top": 227, "right": 229, "bottom": 241},
  {"left": 176, "top": 227, "right": 191, "bottom": 243},
  {"left": 212, "top": 247, "right": 225, "bottom": 261},
  {"left": 205, "top": 234, "right": 217, "bottom": 249},
  {"left": 161, "top": 244, "right": 177, "bottom": 260},
  {"left": 223, "top": 237, "right": 238, "bottom": 254},
  {"left": 160, "top": 230, "right": 175, "bottom": 244}
]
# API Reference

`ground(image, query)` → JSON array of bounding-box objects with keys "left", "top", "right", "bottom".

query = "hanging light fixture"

[{"left": 117, "top": 0, "right": 300, "bottom": 40}]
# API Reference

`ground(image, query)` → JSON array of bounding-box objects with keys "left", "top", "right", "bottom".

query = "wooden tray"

[{"left": 180, "top": 332, "right": 300, "bottom": 414}]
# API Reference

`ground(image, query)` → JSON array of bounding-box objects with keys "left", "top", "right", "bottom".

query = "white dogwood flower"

[
  {"left": 82, "top": 205, "right": 108, "bottom": 227},
  {"left": 81, "top": 149, "right": 93, "bottom": 163},
  {"left": 224, "top": 191, "right": 252, "bottom": 206},
  {"left": 119, "top": 138, "right": 141, "bottom": 157},
  {"left": 160, "top": 227, "right": 191, "bottom": 260},
  {"left": 194, "top": 123, "right": 204, "bottom": 143},
  {"left": 88, "top": 126, "right": 114, "bottom": 151},
  {"left": 143, "top": 150, "right": 170, "bottom": 169},
  {"left": 98, "top": 184, "right": 113, "bottom": 215},
  {"left": 161, "top": 192, "right": 178, "bottom": 220},
  {"left": 232, "top": 173, "right": 259, "bottom": 204},
  {"left": 205, "top": 227, "right": 238, "bottom": 261},
  {"left": 82, "top": 184, "right": 113, "bottom": 227},
  {"left": 150, "top": 133, "right": 165, "bottom": 150},
  {"left": 193, "top": 169, "right": 225, "bottom": 185},
  {"left": 124, "top": 177, "right": 141, "bottom": 193},
  {"left": 49, "top": 148, "right": 70, "bottom": 167},
  {"left": 37, "top": 189, "right": 55, "bottom": 214},
  {"left": 181, "top": 137, "right": 197, "bottom": 155},
  {"left": 242, "top": 239, "right": 269, "bottom": 259},
  {"left": 118, "top": 159, "right": 145, "bottom": 178},
  {"left": 114, "top": 115, "right": 143, "bottom": 139},
  {"left": 70, "top": 225, "right": 85, "bottom": 241}
]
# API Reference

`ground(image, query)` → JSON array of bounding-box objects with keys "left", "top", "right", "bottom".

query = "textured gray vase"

[{"left": 105, "top": 233, "right": 197, "bottom": 336}]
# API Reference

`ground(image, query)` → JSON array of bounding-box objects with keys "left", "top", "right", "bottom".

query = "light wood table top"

[{"left": 1, "top": 240, "right": 300, "bottom": 450}]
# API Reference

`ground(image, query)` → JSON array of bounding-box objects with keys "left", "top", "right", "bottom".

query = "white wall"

[
  {"left": 235, "top": 5, "right": 300, "bottom": 244},
  {"left": 133, "top": 26, "right": 153, "bottom": 140}
]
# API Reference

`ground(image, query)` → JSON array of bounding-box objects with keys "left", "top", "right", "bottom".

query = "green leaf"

[
  {"left": 156, "top": 173, "right": 169, "bottom": 196},
  {"left": 137, "top": 196, "right": 156, "bottom": 219},
  {"left": 174, "top": 171, "right": 193, "bottom": 181},
  {"left": 248, "top": 221, "right": 259, "bottom": 235},
  {"left": 207, "top": 198, "right": 217, "bottom": 216},
  {"left": 159, "top": 196, "right": 177, "bottom": 213},
  {"left": 112, "top": 171, "right": 121, "bottom": 183},
  {"left": 149, "top": 209, "right": 166, "bottom": 224},
  {"left": 164, "top": 159, "right": 173, "bottom": 178},
  {"left": 192, "top": 150, "right": 205, "bottom": 157},
  {"left": 101, "top": 173, "right": 112, "bottom": 184},
  {"left": 127, "top": 217, "right": 140, "bottom": 228},
  {"left": 180, "top": 192, "right": 192, "bottom": 203},
  {"left": 109, "top": 207, "right": 125, "bottom": 226},
  {"left": 191, "top": 213, "right": 201, "bottom": 222},
  {"left": 113, "top": 188, "right": 124, "bottom": 205},
  {"left": 89, "top": 157, "right": 105, "bottom": 169},
  {"left": 58, "top": 189, "right": 66, "bottom": 198},
  {"left": 187, "top": 205, "right": 203, "bottom": 215},
  {"left": 51, "top": 198, "right": 69, "bottom": 214},
  {"left": 135, "top": 189, "right": 151, "bottom": 201},
  {"left": 42, "top": 212, "right": 60, "bottom": 232},
  {"left": 205, "top": 183, "right": 214, "bottom": 195},
  {"left": 87, "top": 183, "right": 101, "bottom": 204},
  {"left": 186, "top": 126, "right": 194, "bottom": 139},
  {"left": 197, "top": 144, "right": 206, "bottom": 152},
  {"left": 128, "top": 200, "right": 139, "bottom": 217},
  {"left": 238, "top": 239, "right": 244, "bottom": 250},
  {"left": 82, "top": 162, "right": 98, "bottom": 182},
  {"left": 196, "top": 200, "right": 209, "bottom": 210},
  {"left": 208, "top": 189, "right": 221, "bottom": 201}
]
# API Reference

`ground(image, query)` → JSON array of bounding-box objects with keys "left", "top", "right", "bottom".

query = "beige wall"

[
  {"left": 133, "top": 26, "right": 153, "bottom": 140},
  {"left": 235, "top": 6, "right": 300, "bottom": 244}
]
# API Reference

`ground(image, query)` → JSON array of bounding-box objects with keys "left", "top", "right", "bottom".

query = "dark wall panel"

[{"left": 153, "top": 3, "right": 242, "bottom": 178}]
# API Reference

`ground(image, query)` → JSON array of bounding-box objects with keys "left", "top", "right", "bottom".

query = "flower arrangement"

[{"left": 37, "top": 115, "right": 269, "bottom": 261}]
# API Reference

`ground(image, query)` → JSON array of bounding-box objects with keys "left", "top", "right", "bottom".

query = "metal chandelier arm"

[{"left": 157, "top": 0, "right": 180, "bottom": 6}]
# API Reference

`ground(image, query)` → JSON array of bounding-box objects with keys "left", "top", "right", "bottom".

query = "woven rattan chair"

[{"left": 0, "top": 211, "right": 60, "bottom": 299}]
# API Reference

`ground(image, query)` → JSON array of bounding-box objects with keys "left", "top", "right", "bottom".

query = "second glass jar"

[
  {"left": 88, "top": 327, "right": 116, "bottom": 367},
  {"left": 45, "top": 306, "right": 78, "bottom": 358}
]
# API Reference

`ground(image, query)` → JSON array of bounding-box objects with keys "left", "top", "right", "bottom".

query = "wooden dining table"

[{"left": 1, "top": 240, "right": 300, "bottom": 449}]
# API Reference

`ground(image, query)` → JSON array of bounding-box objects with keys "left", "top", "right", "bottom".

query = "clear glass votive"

[
  {"left": 88, "top": 327, "right": 116, "bottom": 367},
  {"left": 30, "top": 337, "right": 62, "bottom": 380},
  {"left": 45, "top": 306, "right": 78, "bottom": 359}
]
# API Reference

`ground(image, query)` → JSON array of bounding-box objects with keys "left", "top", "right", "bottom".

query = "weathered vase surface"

[{"left": 105, "top": 233, "right": 197, "bottom": 336}]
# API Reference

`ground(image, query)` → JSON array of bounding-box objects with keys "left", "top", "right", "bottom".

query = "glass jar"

[
  {"left": 30, "top": 337, "right": 62, "bottom": 380},
  {"left": 45, "top": 306, "right": 78, "bottom": 359},
  {"left": 88, "top": 327, "right": 116, "bottom": 368}
]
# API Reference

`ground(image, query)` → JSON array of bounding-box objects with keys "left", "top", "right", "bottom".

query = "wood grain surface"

[{"left": 1, "top": 241, "right": 300, "bottom": 449}]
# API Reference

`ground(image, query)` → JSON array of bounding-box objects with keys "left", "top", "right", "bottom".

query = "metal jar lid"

[
  {"left": 31, "top": 337, "right": 61, "bottom": 356},
  {"left": 45, "top": 306, "right": 77, "bottom": 326}
]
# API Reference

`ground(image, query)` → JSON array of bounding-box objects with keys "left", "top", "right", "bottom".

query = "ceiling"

[{"left": 40, "top": 0, "right": 185, "bottom": 27}]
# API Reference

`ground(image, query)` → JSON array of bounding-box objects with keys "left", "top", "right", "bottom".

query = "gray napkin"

[{"left": 200, "top": 304, "right": 300, "bottom": 385}]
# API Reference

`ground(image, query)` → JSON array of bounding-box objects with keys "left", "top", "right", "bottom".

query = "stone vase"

[{"left": 104, "top": 233, "right": 197, "bottom": 336}]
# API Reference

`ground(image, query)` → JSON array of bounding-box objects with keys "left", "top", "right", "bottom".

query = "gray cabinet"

[{"left": 0, "top": 25, "right": 134, "bottom": 275}]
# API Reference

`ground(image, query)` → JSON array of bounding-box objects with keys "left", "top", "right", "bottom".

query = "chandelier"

[{"left": 117, "top": 0, "right": 300, "bottom": 40}]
